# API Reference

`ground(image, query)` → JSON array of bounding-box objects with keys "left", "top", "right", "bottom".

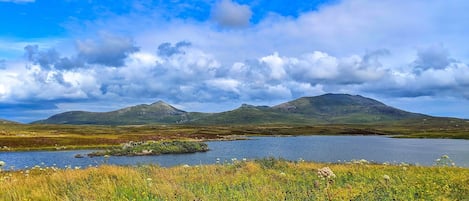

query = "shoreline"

[{"left": 1, "top": 133, "right": 468, "bottom": 152}]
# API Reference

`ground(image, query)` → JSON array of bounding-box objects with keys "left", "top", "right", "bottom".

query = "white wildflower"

[
  {"left": 383, "top": 175, "right": 390, "bottom": 181},
  {"left": 317, "top": 167, "right": 336, "bottom": 179}
]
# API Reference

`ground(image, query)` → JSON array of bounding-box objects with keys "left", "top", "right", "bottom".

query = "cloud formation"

[
  {"left": 3, "top": 40, "right": 469, "bottom": 122},
  {"left": 157, "top": 41, "right": 191, "bottom": 57},
  {"left": 77, "top": 33, "right": 139, "bottom": 67},
  {"left": 211, "top": 0, "right": 252, "bottom": 27},
  {"left": 414, "top": 44, "right": 454, "bottom": 72},
  {"left": 2, "top": 0, "right": 469, "bottom": 122}
]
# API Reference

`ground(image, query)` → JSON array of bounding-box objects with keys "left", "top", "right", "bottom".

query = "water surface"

[{"left": 1, "top": 136, "right": 469, "bottom": 170}]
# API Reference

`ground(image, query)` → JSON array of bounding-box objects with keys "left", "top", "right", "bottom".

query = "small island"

[{"left": 87, "top": 140, "right": 209, "bottom": 157}]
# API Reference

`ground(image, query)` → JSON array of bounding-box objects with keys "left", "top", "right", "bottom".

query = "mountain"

[
  {"left": 190, "top": 104, "right": 311, "bottom": 125},
  {"left": 33, "top": 101, "right": 209, "bottom": 125},
  {"left": 271, "top": 94, "right": 424, "bottom": 123},
  {"left": 1, "top": 119, "right": 19, "bottom": 124},
  {"left": 35, "top": 94, "right": 429, "bottom": 125},
  {"left": 192, "top": 94, "right": 426, "bottom": 125}
]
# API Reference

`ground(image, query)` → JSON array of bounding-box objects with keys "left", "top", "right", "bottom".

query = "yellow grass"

[{"left": 1, "top": 159, "right": 468, "bottom": 200}]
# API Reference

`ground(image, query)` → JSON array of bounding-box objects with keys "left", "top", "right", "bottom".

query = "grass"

[
  {"left": 1, "top": 121, "right": 469, "bottom": 151},
  {"left": 1, "top": 158, "right": 468, "bottom": 200}
]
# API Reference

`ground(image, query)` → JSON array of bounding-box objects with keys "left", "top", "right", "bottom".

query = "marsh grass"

[
  {"left": 1, "top": 159, "right": 468, "bottom": 200},
  {"left": 1, "top": 122, "right": 469, "bottom": 151}
]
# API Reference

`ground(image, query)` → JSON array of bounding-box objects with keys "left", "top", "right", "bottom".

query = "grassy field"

[
  {"left": 1, "top": 158, "right": 468, "bottom": 200},
  {"left": 1, "top": 120, "right": 469, "bottom": 151}
]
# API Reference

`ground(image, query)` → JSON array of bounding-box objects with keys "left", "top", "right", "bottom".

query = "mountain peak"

[
  {"left": 148, "top": 101, "right": 185, "bottom": 113},
  {"left": 151, "top": 100, "right": 170, "bottom": 106},
  {"left": 240, "top": 103, "right": 255, "bottom": 108}
]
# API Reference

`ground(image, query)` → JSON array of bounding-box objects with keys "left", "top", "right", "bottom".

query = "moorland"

[
  {"left": 1, "top": 94, "right": 468, "bottom": 151},
  {"left": 1, "top": 94, "right": 469, "bottom": 200}
]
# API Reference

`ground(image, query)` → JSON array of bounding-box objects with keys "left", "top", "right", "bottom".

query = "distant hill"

[
  {"left": 35, "top": 94, "right": 431, "bottom": 125},
  {"left": 192, "top": 94, "right": 426, "bottom": 125},
  {"left": 1, "top": 119, "right": 19, "bottom": 124},
  {"left": 33, "top": 101, "right": 209, "bottom": 125},
  {"left": 271, "top": 94, "right": 424, "bottom": 123}
]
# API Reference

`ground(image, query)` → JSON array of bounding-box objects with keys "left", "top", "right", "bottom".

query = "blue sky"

[{"left": 1, "top": 0, "right": 469, "bottom": 123}]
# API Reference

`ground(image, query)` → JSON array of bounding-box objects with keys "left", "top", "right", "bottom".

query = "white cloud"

[
  {"left": 211, "top": 0, "right": 252, "bottom": 28},
  {"left": 260, "top": 52, "right": 287, "bottom": 80},
  {"left": 289, "top": 51, "right": 340, "bottom": 81},
  {"left": 205, "top": 78, "right": 240, "bottom": 94}
]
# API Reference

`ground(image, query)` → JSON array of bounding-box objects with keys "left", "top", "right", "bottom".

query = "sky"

[{"left": 1, "top": 0, "right": 469, "bottom": 123}]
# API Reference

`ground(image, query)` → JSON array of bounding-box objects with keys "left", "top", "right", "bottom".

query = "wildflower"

[
  {"left": 352, "top": 159, "right": 369, "bottom": 164},
  {"left": 435, "top": 154, "right": 455, "bottom": 167},
  {"left": 317, "top": 167, "right": 336, "bottom": 179},
  {"left": 383, "top": 175, "right": 390, "bottom": 181},
  {"left": 383, "top": 174, "right": 391, "bottom": 185}
]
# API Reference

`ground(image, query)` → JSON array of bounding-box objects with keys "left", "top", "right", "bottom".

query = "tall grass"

[{"left": 1, "top": 159, "right": 468, "bottom": 200}]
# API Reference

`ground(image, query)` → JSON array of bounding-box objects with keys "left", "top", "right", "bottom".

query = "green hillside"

[
  {"left": 33, "top": 101, "right": 209, "bottom": 125},
  {"left": 34, "top": 94, "right": 434, "bottom": 125},
  {"left": 272, "top": 94, "right": 426, "bottom": 123},
  {"left": 190, "top": 104, "right": 315, "bottom": 125}
]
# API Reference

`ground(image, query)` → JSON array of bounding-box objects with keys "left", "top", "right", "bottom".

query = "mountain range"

[{"left": 32, "top": 94, "right": 433, "bottom": 125}]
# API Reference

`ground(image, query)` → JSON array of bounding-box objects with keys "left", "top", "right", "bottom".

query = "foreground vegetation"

[
  {"left": 1, "top": 158, "right": 468, "bottom": 200},
  {"left": 88, "top": 141, "right": 209, "bottom": 157}
]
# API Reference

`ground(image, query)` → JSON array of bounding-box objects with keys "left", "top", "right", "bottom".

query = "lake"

[{"left": 1, "top": 136, "right": 469, "bottom": 170}]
